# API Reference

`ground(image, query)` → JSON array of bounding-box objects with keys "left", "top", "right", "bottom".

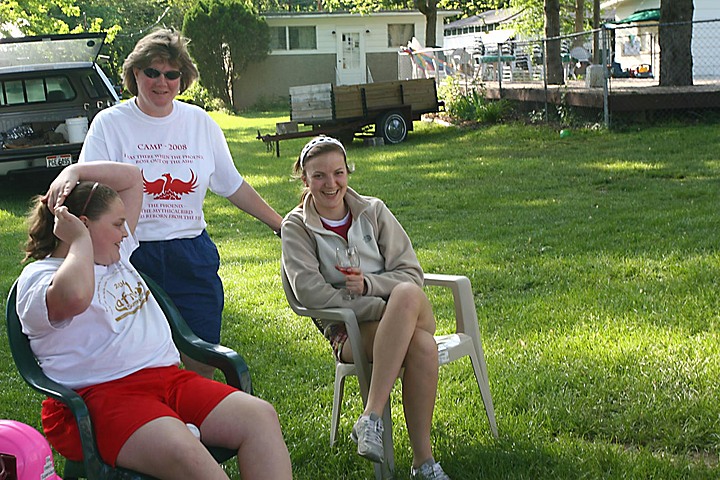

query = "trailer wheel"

[{"left": 378, "top": 112, "right": 407, "bottom": 144}]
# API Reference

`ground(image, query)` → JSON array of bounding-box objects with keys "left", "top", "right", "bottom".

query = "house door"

[{"left": 336, "top": 31, "right": 366, "bottom": 85}]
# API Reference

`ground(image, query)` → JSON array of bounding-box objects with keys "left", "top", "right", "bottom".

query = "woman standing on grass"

[
  {"left": 18, "top": 161, "right": 292, "bottom": 480},
  {"left": 67, "top": 28, "right": 283, "bottom": 378},
  {"left": 281, "top": 135, "right": 450, "bottom": 480}
]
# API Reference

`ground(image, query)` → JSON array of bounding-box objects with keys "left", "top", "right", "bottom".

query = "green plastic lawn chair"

[{"left": 5, "top": 272, "right": 252, "bottom": 480}]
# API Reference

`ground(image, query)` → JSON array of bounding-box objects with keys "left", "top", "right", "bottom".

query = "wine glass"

[{"left": 335, "top": 245, "right": 360, "bottom": 300}]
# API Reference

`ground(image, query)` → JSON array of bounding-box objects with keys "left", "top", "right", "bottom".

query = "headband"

[
  {"left": 80, "top": 182, "right": 99, "bottom": 217},
  {"left": 299, "top": 135, "right": 347, "bottom": 169}
]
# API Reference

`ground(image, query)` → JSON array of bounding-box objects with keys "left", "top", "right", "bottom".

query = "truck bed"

[{"left": 1, "top": 111, "right": 86, "bottom": 176}]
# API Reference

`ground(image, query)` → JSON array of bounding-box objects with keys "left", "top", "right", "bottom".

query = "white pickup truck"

[{"left": 0, "top": 33, "right": 119, "bottom": 176}]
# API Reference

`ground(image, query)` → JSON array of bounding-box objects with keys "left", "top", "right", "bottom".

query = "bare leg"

[
  {"left": 402, "top": 329, "right": 439, "bottom": 468},
  {"left": 117, "top": 392, "right": 291, "bottom": 480},
  {"left": 116, "top": 417, "right": 229, "bottom": 479},
  {"left": 181, "top": 352, "right": 216, "bottom": 379},
  {"left": 341, "top": 283, "right": 438, "bottom": 465},
  {"left": 362, "top": 283, "right": 435, "bottom": 415},
  {"left": 201, "top": 392, "right": 293, "bottom": 480}
]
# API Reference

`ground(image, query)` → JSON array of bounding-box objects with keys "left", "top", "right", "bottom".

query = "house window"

[
  {"left": 270, "top": 26, "right": 317, "bottom": 50},
  {"left": 289, "top": 26, "right": 317, "bottom": 50},
  {"left": 270, "top": 27, "right": 287, "bottom": 50},
  {"left": 388, "top": 24, "right": 414, "bottom": 48}
]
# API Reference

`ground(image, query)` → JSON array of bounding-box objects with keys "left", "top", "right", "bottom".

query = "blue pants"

[{"left": 131, "top": 230, "right": 224, "bottom": 344}]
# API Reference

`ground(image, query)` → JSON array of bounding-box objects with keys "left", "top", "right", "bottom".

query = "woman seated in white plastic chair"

[{"left": 281, "top": 136, "right": 450, "bottom": 480}]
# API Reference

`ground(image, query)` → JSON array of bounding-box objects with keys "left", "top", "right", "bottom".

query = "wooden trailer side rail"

[{"left": 257, "top": 79, "right": 442, "bottom": 157}]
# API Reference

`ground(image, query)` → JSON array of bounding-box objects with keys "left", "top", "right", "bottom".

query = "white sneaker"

[
  {"left": 411, "top": 460, "right": 451, "bottom": 480},
  {"left": 350, "top": 412, "right": 384, "bottom": 463}
]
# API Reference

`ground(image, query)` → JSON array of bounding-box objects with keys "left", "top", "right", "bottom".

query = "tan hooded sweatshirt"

[{"left": 281, "top": 187, "right": 423, "bottom": 325}]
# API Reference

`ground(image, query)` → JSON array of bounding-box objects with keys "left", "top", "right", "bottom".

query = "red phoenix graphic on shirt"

[{"left": 142, "top": 170, "right": 198, "bottom": 200}]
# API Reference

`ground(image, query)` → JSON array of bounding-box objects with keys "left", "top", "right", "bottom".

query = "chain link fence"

[{"left": 401, "top": 18, "right": 720, "bottom": 127}]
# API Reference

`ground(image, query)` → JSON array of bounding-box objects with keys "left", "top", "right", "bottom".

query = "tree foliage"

[
  {"left": 183, "top": 0, "right": 270, "bottom": 106},
  {"left": 256, "top": 0, "right": 509, "bottom": 16},
  {"left": 509, "top": 0, "right": 578, "bottom": 38},
  {"left": 59, "top": 0, "right": 186, "bottom": 81},
  {"left": 1, "top": 0, "right": 192, "bottom": 88},
  {"left": 437, "top": 1, "right": 510, "bottom": 18},
  {"left": 0, "top": 0, "right": 79, "bottom": 36}
]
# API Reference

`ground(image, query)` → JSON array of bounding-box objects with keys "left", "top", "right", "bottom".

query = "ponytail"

[{"left": 23, "top": 196, "right": 56, "bottom": 262}]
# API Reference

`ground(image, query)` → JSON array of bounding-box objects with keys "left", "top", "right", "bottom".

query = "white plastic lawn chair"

[{"left": 281, "top": 267, "right": 498, "bottom": 480}]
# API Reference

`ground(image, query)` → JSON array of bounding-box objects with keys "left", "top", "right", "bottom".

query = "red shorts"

[{"left": 41, "top": 366, "right": 237, "bottom": 466}]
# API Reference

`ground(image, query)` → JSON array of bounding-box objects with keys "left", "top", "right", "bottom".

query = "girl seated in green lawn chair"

[{"left": 17, "top": 161, "right": 292, "bottom": 480}]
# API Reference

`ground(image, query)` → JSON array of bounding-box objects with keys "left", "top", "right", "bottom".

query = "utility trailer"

[{"left": 256, "top": 78, "right": 442, "bottom": 156}]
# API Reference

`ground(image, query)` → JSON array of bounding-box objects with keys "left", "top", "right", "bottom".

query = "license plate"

[{"left": 46, "top": 154, "right": 72, "bottom": 168}]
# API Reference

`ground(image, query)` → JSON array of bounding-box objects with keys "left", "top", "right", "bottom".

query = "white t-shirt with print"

[
  {"left": 16, "top": 233, "right": 180, "bottom": 389},
  {"left": 79, "top": 99, "right": 244, "bottom": 241}
]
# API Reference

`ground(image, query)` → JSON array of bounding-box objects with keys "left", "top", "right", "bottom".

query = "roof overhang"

[
  {"left": 444, "top": 8, "right": 523, "bottom": 30},
  {"left": 605, "top": 8, "right": 660, "bottom": 28},
  {"left": 263, "top": 9, "right": 461, "bottom": 20}
]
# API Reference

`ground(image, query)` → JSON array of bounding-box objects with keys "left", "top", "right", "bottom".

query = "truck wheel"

[{"left": 378, "top": 112, "right": 407, "bottom": 144}]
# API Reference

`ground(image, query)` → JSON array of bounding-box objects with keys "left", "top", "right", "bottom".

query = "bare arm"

[
  {"left": 45, "top": 206, "right": 95, "bottom": 322},
  {"left": 226, "top": 181, "right": 282, "bottom": 232},
  {"left": 44, "top": 162, "right": 143, "bottom": 234},
  {"left": 44, "top": 163, "right": 143, "bottom": 322}
]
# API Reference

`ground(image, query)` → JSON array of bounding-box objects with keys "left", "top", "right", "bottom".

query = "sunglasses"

[{"left": 142, "top": 68, "right": 182, "bottom": 80}]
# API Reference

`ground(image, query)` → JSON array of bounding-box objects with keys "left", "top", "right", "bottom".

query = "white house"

[
  {"left": 234, "top": 10, "right": 459, "bottom": 109},
  {"left": 602, "top": 0, "right": 720, "bottom": 79},
  {"left": 442, "top": 8, "right": 521, "bottom": 53}
]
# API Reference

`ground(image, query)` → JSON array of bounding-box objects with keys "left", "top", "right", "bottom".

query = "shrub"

[
  {"left": 438, "top": 75, "right": 510, "bottom": 124},
  {"left": 177, "top": 82, "right": 234, "bottom": 112},
  {"left": 178, "top": 82, "right": 211, "bottom": 109}
]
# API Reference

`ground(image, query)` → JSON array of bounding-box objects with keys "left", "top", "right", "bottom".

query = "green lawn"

[{"left": 1, "top": 113, "right": 719, "bottom": 479}]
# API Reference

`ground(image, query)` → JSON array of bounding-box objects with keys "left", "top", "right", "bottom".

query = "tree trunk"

[
  {"left": 545, "top": 0, "right": 564, "bottom": 84},
  {"left": 415, "top": 0, "right": 438, "bottom": 48},
  {"left": 573, "top": 0, "right": 584, "bottom": 48},
  {"left": 593, "top": 0, "right": 600, "bottom": 63},
  {"left": 659, "top": 0, "right": 694, "bottom": 86},
  {"left": 222, "top": 44, "right": 233, "bottom": 107}
]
